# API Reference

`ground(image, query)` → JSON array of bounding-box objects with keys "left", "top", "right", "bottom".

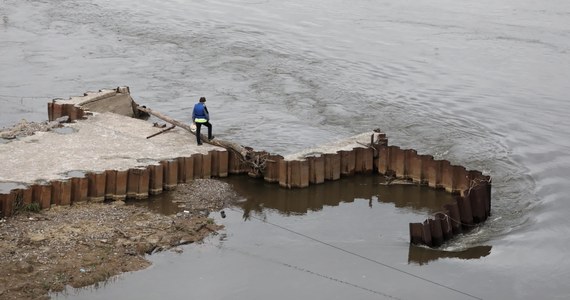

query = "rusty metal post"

[{"left": 202, "top": 152, "right": 212, "bottom": 179}]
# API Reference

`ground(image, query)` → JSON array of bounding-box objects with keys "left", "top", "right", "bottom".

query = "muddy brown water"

[{"left": 2, "top": 0, "right": 570, "bottom": 299}]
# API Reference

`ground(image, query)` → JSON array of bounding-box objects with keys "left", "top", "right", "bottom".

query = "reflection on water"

[
  {"left": 408, "top": 245, "right": 492, "bottom": 265},
  {"left": 135, "top": 174, "right": 490, "bottom": 264},
  {"left": 223, "top": 174, "right": 454, "bottom": 218}
]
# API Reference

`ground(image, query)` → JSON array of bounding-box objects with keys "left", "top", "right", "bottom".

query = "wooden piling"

[
  {"left": 443, "top": 202, "right": 462, "bottom": 234},
  {"left": 339, "top": 150, "right": 356, "bottom": 176},
  {"left": 47, "top": 102, "right": 54, "bottom": 122},
  {"left": 149, "top": 164, "right": 164, "bottom": 195},
  {"left": 218, "top": 150, "right": 229, "bottom": 178},
  {"left": 1, "top": 193, "right": 12, "bottom": 217},
  {"left": 307, "top": 155, "right": 325, "bottom": 184},
  {"left": 291, "top": 160, "right": 310, "bottom": 188},
  {"left": 184, "top": 156, "right": 195, "bottom": 181},
  {"left": 440, "top": 160, "right": 454, "bottom": 193},
  {"left": 51, "top": 103, "right": 64, "bottom": 121},
  {"left": 467, "top": 186, "right": 486, "bottom": 223},
  {"left": 354, "top": 147, "right": 374, "bottom": 174},
  {"left": 264, "top": 154, "right": 283, "bottom": 183},
  {"left": 87, "top": 172, "right": 106, "bottom": 202},
  {"left": 51, "top": 180, "right": 71, "bottom": 206},
  {"left": 436, "top": 212, "right": 453, "bottom": 240},
  {"left": 177, "top": 157, "right": 188, "bottom": 183},
  {"left": 162, "top": 160, "right": 178, "bottom": 190},
  {"left": 421, "top": 220, "right": 432, "bottom": 247},
  {"left": 279, "top": 160, "right": 289, "bottom": 188},
  {"left": 193, "top": 154, "right": 203, "bottom": 179},
  {"left": 403, "top": 149, "right": 417, "bottom": 179},
  {"left": 127, "top": 167, "right": 149, "bottom": 199},
  {"left": 104, "top": 170, "right": 118, "bottom": 200},
  {"left": 115, "top": 170, "right": 128, "bottom": 200},
  {"left": 202, "top": 152, "right": 212, "bottom": 179},
  {"left": 408, "top": 152, "right": 423, "bottom": 183},
  {"left": 454, "top": 166, "right": 469, "bottom": 196},
  {"left": 425, "top": 157, "right": 442, "bottom": 189},
  {"left": 390, "top": 146, "right": 405, "bottom": 178},
  {"left": 323, "top": 153, "right": 341, "bottom": 181},
  {"left": 228, "top": 151, "right": 246, "bottom": 174},
  {"left": 71, "top": 177, "right": 88, "bottom": 203},
  {"left": 376, "top": 145, "right": 390, "bottom": 175},
  {"left": 209, "top": 151, "right": 220, "bottom": 178},
  {"left": 429, "top": 218, "right": 444, "bottom": 247},
  {"left": 409, "top": 223, "right": 424, "bottom": 245},
  {"left": 456, "top": 195, "right": 473, "bottom": 228},
  {"left": 32, "top": 184, "right": 52, "bottom": 209}
]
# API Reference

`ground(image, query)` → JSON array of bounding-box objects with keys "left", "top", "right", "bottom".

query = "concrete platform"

[{"left": 0, "top": 112, "right": 222, "bottom": 193}]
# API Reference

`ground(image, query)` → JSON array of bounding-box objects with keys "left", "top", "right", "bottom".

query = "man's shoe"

[
  {"left": 197, "top": 142, "right": 203, "bottom": 146},
  {"left": 209, "top": 136, "right": 215, "bottom": 140}
]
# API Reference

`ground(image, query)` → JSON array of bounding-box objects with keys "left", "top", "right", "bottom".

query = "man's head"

[{"left": 199, "top": 97, "right": 206, "bottom": 103}]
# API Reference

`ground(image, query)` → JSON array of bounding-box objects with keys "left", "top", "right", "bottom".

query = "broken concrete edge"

[
  {"left": 48, "top": 86, "right": 136, "bottom": 122},
  {"left": 2, "top": 86, "right": 492, "bottom": 248}
]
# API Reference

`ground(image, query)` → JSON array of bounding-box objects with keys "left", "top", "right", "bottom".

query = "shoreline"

[{"left": 0, "top": 179, "right": 237, "bottom": 300}]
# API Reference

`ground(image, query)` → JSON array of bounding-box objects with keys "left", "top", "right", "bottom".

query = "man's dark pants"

[{"left": 195, "top": 121, "right": 212, "bottom": 145}]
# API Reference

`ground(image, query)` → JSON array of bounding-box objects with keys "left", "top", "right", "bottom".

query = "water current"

[{"left": 1, "top": 0, "right": 569, "bottom": 299}]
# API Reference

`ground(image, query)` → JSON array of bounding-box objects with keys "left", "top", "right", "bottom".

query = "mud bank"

[{"left": 0, "top": 179, "right": 237, "bottom": 300}]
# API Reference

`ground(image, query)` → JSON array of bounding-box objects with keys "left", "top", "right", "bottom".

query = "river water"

[{"left": 1, "top": 0, "right": 569, "bottom": 299}]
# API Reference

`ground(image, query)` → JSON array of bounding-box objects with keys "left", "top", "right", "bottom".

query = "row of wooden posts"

[{"left": 1, "top": 132, "right": 491, "bottom": 248}]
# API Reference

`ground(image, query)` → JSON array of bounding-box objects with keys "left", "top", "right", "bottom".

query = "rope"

[{"left": 227, "top": 206, "right": 483, "bottom": 300}]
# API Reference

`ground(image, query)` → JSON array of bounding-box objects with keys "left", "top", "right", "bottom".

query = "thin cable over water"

[
  {"left": 223, "top": 244, "right": 402, "bottom": 299},
  {"left": 227, "top": 206, "right": 483, "bottom": 300}
]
